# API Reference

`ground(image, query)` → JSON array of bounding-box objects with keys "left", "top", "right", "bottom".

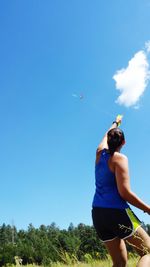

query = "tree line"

[{"left": 0, "top": 222, "right": 150, "bottom": 266}]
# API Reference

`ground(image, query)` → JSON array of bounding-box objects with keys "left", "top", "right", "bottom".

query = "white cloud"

[
  {"left": 113, "top": 42, "right": 150, "bottom": 107},
  {"left": 145, "top": 40, "right": 150, "bottom": 53}
]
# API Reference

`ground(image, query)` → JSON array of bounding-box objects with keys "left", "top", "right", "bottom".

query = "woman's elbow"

[{"left": 119, "top": 189, "right": 131, "bottom": 200}]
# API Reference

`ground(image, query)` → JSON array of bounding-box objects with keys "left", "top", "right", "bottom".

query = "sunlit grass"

[
  {"left": 50, "top": 257, "right": 138, "bottom": 266},
  {"left": 11, "top": 257, "right": 139, "bottom": 267}
]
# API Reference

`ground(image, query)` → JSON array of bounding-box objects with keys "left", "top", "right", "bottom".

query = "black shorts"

[{"left": 92, "top": 207, "right": 141, "bottom": 242}]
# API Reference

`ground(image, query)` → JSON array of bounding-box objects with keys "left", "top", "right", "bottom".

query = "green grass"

[
  {"left": 11, "top": 257, "right": 139, "bottom": 267},
  {"left": 51, "top": 258, "right": 138, "bottom": 266}
]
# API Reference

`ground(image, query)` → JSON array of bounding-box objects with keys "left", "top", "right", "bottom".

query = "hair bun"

[{"left": 107, "top": 128, "right": 125, "bottom": 155}]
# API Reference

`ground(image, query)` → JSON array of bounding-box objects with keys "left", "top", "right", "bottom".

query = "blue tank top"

[{"left": 92, "top": 149, "right": 129, "bottom": 209}]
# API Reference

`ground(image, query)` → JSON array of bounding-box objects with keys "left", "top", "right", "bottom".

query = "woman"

[{"left": 92, "top": 116, "right": 150, "bottom": 267}]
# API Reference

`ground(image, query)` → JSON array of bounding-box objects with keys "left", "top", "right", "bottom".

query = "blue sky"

[{"left": 0, "top": 0, "right": 150, "bottom": 230}]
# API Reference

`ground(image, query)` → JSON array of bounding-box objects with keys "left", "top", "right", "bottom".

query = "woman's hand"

[
  {"left": 116, "top": 114, "right": 123, "bottom": 126},
  {"left": 144, "top": 207, "right": 150, "bottom": 215}
]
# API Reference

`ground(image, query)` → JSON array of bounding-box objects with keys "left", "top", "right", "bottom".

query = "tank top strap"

[{"left": 101, "top": 149, "right": 110, "bottom": 161}]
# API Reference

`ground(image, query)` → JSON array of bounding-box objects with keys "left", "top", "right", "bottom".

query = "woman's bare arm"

[
  {"left": 97, "top": 123, "right": 115, "bottom": 152},
  {"left": 97, "top": 116, "right": 122, "bottom": 152},
  {"left": 115, "top": 154, "right": 150, "bottom": 214}
]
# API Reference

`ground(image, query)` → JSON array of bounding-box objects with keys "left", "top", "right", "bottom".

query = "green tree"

[{"left": 75, "top": 223, "right": 107, "bottom": 260}]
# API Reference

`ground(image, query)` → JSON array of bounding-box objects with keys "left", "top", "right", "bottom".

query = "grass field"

[
  {"left": 12, "top": 257, "right": 139, "bottom": 267},
  {"left": 51, "top": 258, "right": 138, "bottom": 267}
]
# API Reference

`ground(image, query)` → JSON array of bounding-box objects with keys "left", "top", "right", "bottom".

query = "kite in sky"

[{"left": 72, "top": 93, "right": 84, "bottom": 100}]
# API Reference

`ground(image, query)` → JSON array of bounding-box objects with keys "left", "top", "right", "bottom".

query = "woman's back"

[{"left": 92, "top": 149, "right": 128, "bottom": 209}]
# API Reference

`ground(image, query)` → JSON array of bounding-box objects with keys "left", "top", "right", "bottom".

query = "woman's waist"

[{"left": 92, "top": 190, "right": 129, "bottom": 208}]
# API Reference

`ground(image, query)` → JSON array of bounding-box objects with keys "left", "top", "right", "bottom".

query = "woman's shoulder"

[
  {"left": 112, "top": 152, "right": 129, "bottom": 172},
  {"left": 112, "top": 152, "right": 128, "bottom": 162}
]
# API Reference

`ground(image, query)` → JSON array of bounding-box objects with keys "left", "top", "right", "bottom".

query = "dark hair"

[{"left": 107, "top": 128, "right": 125, "bottom": 156}]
